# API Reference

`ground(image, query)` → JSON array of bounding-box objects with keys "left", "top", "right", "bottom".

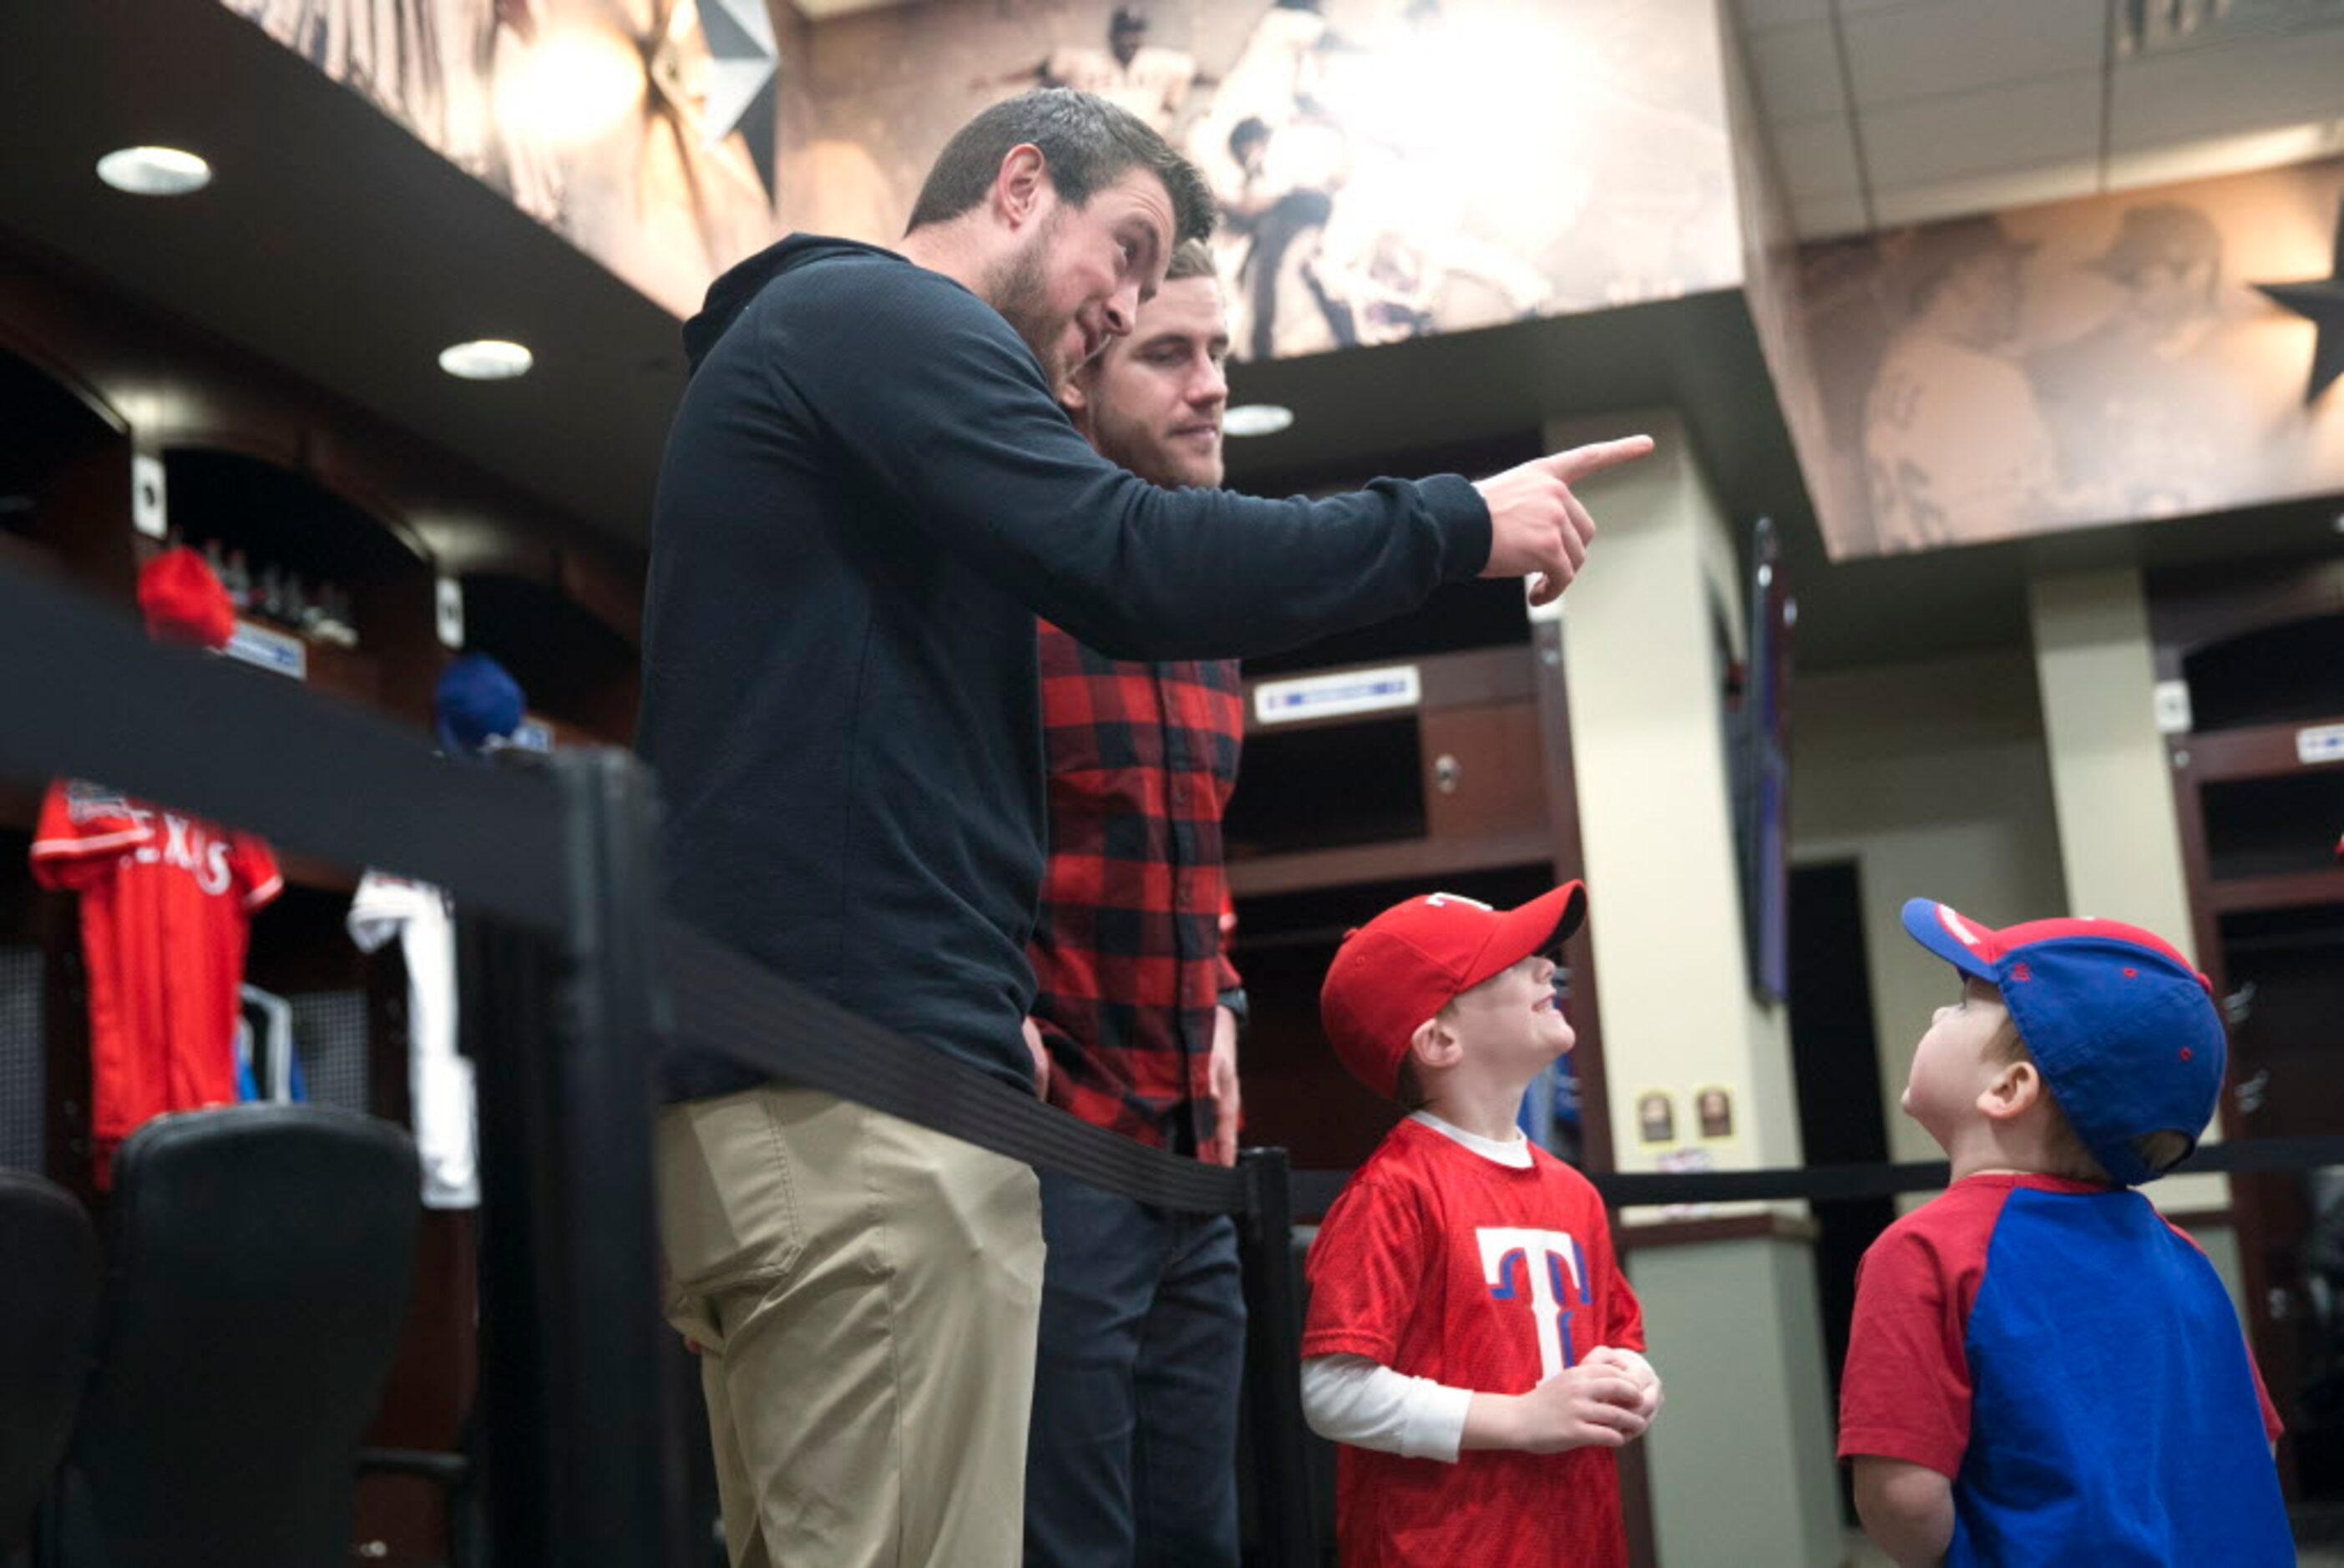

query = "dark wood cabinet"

[
  {"left": 1421, "top": 701, "right": 1552, "bottom": 842},
  {"left": 2151, "top": 554, "right": 2344, "bottom": 1506},
  {"left": 1223, "top": 630, "right": 1616, "bottom": 1184}
]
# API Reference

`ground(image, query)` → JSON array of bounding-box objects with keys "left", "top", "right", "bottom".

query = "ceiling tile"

[
  {"left": 2111, "top": 26, "right": 2344, "bottom": 150},
  {"left": 1870, "top": 156, "right": 2103, "bottom": 228},
  {"left": 1859, "top": 71, "right": 2103, "bottom": 189},
  {"left": 1748, "top": 20, "right": 1847, "bottom": 123},
  {"left": 1843, "top": 0, "right": 2105, "bottom": 104},
  {"left": 1770, "top": 115, "right": 1864, "bottom": 198},
  {"left": 1734, "top": 0, "right": 1834, "bottom": 32},
  {"left": 1790, "top": 190, "right": 1872, "bottom": 239}
]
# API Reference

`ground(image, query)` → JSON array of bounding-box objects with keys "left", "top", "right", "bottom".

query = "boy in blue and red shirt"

[{"left": 1841, "top": 898, "right": 2291, "bottom": 1565}]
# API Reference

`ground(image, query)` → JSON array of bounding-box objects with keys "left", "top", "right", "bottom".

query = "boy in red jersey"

[{"left": 1302, "top": 883, "right": 1658, "bottom": 1566}]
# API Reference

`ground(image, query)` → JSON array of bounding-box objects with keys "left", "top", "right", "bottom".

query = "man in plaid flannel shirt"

[{"left": 1022, "top": 239, "right": 1253, "bottom": 1567}]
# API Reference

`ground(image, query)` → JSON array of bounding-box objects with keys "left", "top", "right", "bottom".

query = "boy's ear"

[
  {"left": 1410, "top": 1014, "right": 1461, "bottom": 1073},
  {"left": 1975, "top": 1059, "right": 2045, "bottom": 1124}
]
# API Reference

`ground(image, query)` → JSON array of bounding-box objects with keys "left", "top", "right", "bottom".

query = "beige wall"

[
  {"left": 2028, "top": 565, "right": 2232, "bottom": 1215},
  {"left": 1790, "top": 650, "right": 2069, "bottom": 1168},
  {"left": 1552, "top": 409, "right": 1838, "bottom": 1564},
  {"left": 2027, "top": 567, "right": 2196, "bottom": 944},
  {"left": 1630, "top": 1235, "right": 1845, "bottom": 1568},
  {"left": 1552, "top": 409, "right": 1800, "bottom": 1180},
  {"left": 1793, "top": 591, "right": 2235, "bottom": 1221}
]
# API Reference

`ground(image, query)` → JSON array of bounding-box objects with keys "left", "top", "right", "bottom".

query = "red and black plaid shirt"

[{"left": 1029, "top": 621, "right": 1243, "bottom": 1156}]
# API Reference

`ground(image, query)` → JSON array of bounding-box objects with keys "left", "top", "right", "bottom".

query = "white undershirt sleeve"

[{"left": 1302, "top": 1353, "right": 1476, "bottom": 1464}]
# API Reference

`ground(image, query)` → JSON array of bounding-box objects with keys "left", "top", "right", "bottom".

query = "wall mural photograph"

[
  {"left": 218, "top": 0, "right": 1744, "bottom": 356},
  {"left": 1795, "top": 159, "right": 2344, "bottom": 559},
  {"left": 796, "top": 0, "right": 1741, "bottom": 362},
  {"left": 220, "top": 0, "right": 787, "bottom": 316}
]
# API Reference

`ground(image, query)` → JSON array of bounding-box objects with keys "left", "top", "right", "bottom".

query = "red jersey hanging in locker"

[{"left": 31, "top": 779, "right": 281, "bottom": 1183}]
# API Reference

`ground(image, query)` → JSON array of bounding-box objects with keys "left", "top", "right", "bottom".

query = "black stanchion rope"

[
  {"left": 1294, "top": 1136, "right": 2344, "bottom": 1218},
  {"left": 664, "top": 923, "right": 1252, "bottom": 1216}
]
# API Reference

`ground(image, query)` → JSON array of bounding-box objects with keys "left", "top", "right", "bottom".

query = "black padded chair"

[
  {"left": 0, "top": 1171, "right": 100, "bottom": 1555},
  {"left": 355, "top": 1439, "right": 482, "bottom": 1568},
  {"left": 46, "top": 1105, "right": 419, "bottom": 1568}
]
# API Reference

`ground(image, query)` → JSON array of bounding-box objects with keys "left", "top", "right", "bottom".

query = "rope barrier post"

[
  {"left": 1238, "top": 1146, "right": 1320, "bottom": 1568},
  {"left": 468, "top": 748, "right": 690, "bottom": 1566}
]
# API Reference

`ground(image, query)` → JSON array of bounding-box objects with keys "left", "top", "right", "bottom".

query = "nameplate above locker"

[
  {"left": 1253, "top": 665, "right": 1421, "bottom": 726},
  {"left": 223, "top": 619, "right": 307, "bottom": 681}
]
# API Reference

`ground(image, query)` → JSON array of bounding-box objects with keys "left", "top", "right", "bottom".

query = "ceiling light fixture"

[
  {"left": 96, "top": 146, "right": 212, "bottom": 196},
  {"left": 1223, "top": 404, "right": 1295, "bottom": 438},
  {"left": 438, "top": 340, "right": 535, "bottom": 381}
]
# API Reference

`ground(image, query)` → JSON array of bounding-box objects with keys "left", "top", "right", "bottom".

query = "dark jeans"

[{"left": 1023, "top": 1170, "right": 1248, "bottom": 1568}]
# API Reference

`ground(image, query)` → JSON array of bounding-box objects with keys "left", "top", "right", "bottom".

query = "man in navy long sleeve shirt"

[{"left": 638, "top": 89, "right": 1648, "bottom": 1568}]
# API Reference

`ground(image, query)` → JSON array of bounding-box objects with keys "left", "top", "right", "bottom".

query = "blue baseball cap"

[
  {"left": 434, "top": 654, "right": 525, "bottom": 757},
  {"left": 1901, "top": 899, "right": 2225, "bottom": 1186}
]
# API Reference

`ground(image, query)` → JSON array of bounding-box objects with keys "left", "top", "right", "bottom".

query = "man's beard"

[
  {"left": 1086, "top": 406, "right": 1158, "bottom": 488},
  {"left": 1091, "top": 403, "right": 1221, "bottom": 491},
  {"left": 988, "top": 218, "right": 1076, "bottom": 386}
]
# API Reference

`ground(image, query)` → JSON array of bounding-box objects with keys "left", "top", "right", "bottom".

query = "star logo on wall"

[
  {"left": 696, "top": 0, "right": 779, "bottom": 201},
  {"left": 2255, "top": 195, "right": 2344, "bottom": 405}
]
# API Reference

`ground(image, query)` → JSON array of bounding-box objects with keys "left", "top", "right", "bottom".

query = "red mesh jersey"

[{"left": 1304, "top": 1117, "right": 1643, "bottom": 1567}]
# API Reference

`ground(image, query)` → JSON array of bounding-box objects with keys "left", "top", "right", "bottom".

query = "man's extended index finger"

[{"left": 1544, "top": 433, "right": 1655, "bottom": 483}]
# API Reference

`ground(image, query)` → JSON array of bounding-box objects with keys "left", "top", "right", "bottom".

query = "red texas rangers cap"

[
  {"left": 1320, "top": 883, "right": 1587, "bottom": 1099},
  {"left": 137, "top": 546, "right": 235, "bottom": 650}
]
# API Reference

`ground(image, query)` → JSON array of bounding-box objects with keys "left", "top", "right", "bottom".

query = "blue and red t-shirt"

[{"left": 1840, "top": 1172, "right": 2290, "bottom": 1565}]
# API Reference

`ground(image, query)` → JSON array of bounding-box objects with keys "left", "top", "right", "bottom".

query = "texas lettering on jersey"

[{"left": 32, "top": 779, "right": 281, "bottom": 1183}]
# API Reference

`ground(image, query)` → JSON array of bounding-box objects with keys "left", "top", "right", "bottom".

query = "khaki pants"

[{"left": 656, "top": 1085, "right": 1045, "bottom": 1568}]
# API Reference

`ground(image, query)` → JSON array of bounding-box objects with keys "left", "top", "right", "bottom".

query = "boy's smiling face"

[{"left": 1445, "top": 953, "right": 1575, "bottom": 1073}]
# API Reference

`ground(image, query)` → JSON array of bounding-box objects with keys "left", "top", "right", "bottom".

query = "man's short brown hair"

[
  {"left": 1163, "top": 237, "right": 1217, "bottom": 285},
  {"left": 905, "top": 89, "right": 1214, "bottom": 249}
]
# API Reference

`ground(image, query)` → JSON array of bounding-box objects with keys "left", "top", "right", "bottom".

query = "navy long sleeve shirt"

[{"left": 637, "top": 235, "right": 1491, "bottom": 1101}]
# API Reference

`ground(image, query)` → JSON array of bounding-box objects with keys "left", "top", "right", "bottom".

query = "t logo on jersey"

[{"left": 1478, "top": 1227, "right": 1589, "bottom": 1378}]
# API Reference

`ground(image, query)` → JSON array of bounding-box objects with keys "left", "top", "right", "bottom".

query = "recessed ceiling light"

[
  {"left": 438, "top": 340, "right": 534, "bottom": 381},
  {"left": 96, "top": 146, "right": 212, "bottom": 196},
  {"left": 1223, "top": 404, "right": 1295, "bottom": 438}
]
